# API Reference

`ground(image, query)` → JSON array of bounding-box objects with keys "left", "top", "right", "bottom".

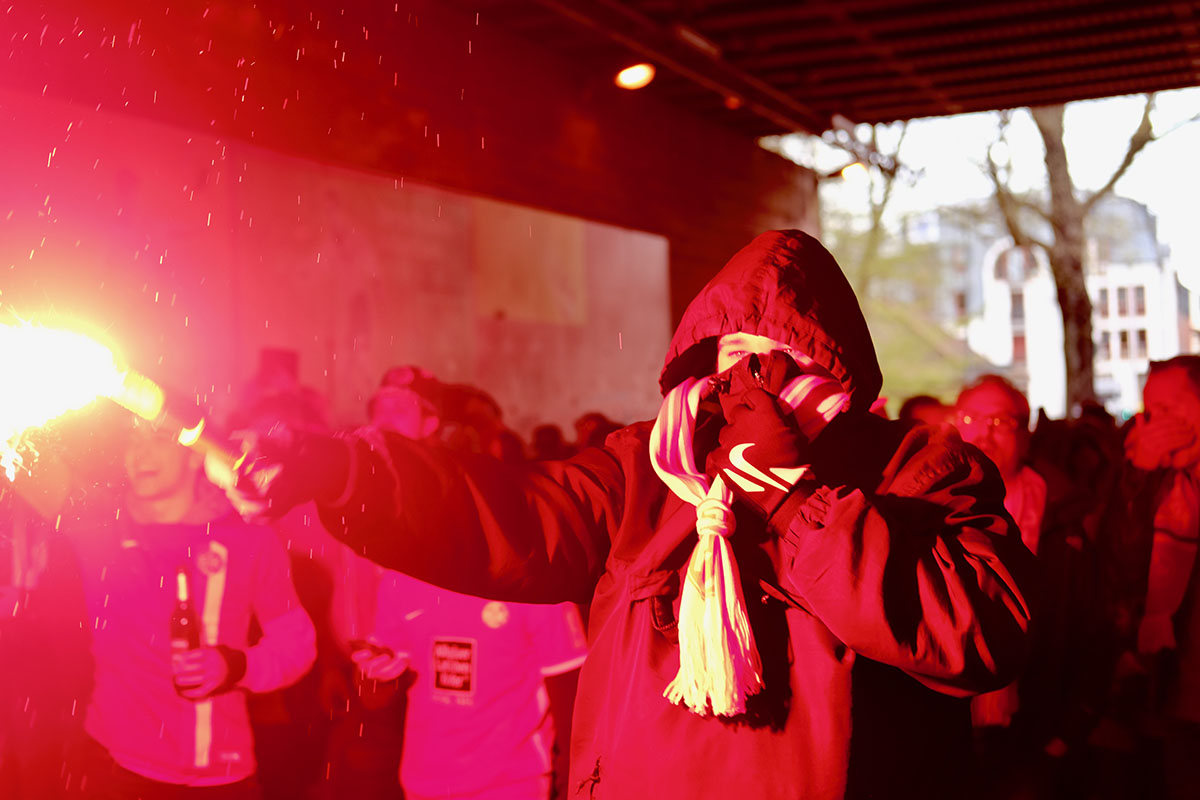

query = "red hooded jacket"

[{"left": 320, "top": 231, "right": 1037, "bottom": 799}]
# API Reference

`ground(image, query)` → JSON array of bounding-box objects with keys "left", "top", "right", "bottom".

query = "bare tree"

[
  {"left": 986, "top": 97, "right": 1158, "bottom": 409},
  {"left": 820, "top": 121, "right": 910, "bottom": 298},
  {"left": 821, "top": 122, "right": 984, "bottom": 405}
]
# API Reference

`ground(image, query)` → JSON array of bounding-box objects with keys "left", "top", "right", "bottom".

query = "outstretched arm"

[
  {"left": 241, "top": 532, "right": 317, "bottom": 693},
  {"left": 313, "top": 428, "right": 626, "bottom": 604}
]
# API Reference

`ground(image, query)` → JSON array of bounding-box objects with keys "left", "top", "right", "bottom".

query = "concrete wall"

[
  {"left": 0, "top": 89, "right": 671, "bottom": 434},
  {"left": 0, "top": 0, "right": 816, "bottom": 432}
]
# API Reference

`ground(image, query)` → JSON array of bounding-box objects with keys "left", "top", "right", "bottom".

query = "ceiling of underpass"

[{"left": 457, "top": 0, "right": 1200, "bottom": 134}]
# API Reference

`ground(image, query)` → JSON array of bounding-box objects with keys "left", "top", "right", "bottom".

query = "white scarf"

[{"left": 648, "top": 371, "right": 849, "bottom": 716}]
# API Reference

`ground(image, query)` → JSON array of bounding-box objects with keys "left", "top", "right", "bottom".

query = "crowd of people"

[
  {"left": 1, "top": 229, "right": 1198, "bottom": 799},
  {"left": 0, "top": 355, "right": 599, "bottom": 800}
]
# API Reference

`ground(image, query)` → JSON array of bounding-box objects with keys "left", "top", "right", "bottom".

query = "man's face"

[
  {"left": 954, "top": 384, "right": 1026, "bottom": 478},
  {"left": 716, "top": 332, "right": 802, "bottom": 374},
  {"left": 1135, "top": 366, "right": 1200, "bottom": 470},
  {"left": 124, "top": 425, "right": 201, "bottom": 501},
  {"left": 1144, "top": 367, "right": 1200, "bottom": 431},
  {"left": 371, "top": 387, "right": 438, "bottom": 440}
]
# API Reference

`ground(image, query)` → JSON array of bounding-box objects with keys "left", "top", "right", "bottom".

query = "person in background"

[
  {"left": 571, "top": 412, "right": 621, "bottom": 452},
  {"left": 1021, "top": 404, "right": 1120, "bottom": 772},
  {"left": 529, "top": 424, "right": 575, "bottom": 461},
  {"left": 898, "top": 393, "right": 951, "bottom": 427},
  {"left": 1119, "top": 356, "right": 1200, "bottom": 800},
  {"left": 225, "top": 374, "right": 388, "bottom": 800},
  {"left": 951, "top": 376, "right": 1046, "bottom": 795},
  {"left": 0, "top": 491, "right": 90, "bottom": 799},
  {"left": 17, "top": 414, "right": 315, "bottom": 799},
  {"left": 354, "top": 367, "right": 586, "bottom": 800},
  {"left": 955, "top": 376, "right": 1046, "bottom": 557}
]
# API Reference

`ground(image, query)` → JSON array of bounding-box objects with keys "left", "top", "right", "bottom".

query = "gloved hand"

[
  {"left": 210, "top": 427, "right": 352, "bottom": 522},
  {"left": 706, "top": 352, "right": 810, "bottom": 519},
  {"left": 172, "top": 645, "right": 247, "bottom": 700}
]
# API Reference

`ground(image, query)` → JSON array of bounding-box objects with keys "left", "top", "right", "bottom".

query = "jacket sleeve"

[
  {"left": 772, "top": 425, "right": 1038, "bottom": 697},
  {"left": 316, "top": 428, "right": 626, "bottom": 604},
  {"left": 239, "top": 530, "right": 317, "bottom": 693},
  {"left": 1141, "top": 469, "right": 1200, "bottom": 622}
]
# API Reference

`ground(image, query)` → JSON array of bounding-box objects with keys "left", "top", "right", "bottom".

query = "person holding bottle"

[{"left": 15, "top": 416, "right": 316, "bottom": 798}]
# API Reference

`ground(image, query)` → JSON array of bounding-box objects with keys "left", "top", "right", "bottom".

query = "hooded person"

[{"left": 223, "top": 230, "right": 1037, "bottom": 800}]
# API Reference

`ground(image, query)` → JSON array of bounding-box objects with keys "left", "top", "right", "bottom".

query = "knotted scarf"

[{"left": 648, "top": 367, "right": 849, "bottom": 716}]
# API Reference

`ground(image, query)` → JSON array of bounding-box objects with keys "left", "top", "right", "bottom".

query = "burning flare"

[
  {"left": 0, "top": 321, "right": 237, "bottom": 483},
  {"left": 0, "top": 322, "right": 125, "bottom": 480}
]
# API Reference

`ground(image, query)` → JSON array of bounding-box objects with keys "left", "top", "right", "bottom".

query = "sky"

[{"left": 775, "top": 86, "right": 1200, "bottom": 288}]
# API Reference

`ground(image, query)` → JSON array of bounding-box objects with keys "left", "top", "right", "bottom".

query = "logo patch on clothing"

[
  {"left": 481, "top": 601, "right": 509, "bottom": 629},
  {"left": 432, "top": 638, "right": 475, "bottom": 694},
  {"left": 197, "top": 548, "right": 226, "bottom": 576}
]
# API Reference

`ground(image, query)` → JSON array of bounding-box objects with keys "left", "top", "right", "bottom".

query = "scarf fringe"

[{"left": 662, "top": 486, "right": 764, "bottom": 715}]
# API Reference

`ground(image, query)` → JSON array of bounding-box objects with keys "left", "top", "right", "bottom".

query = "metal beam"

[
  {"left": 782, "top": 40, "right": 1188, "bottom": 100},
  {"left": 854, "top": 70, "right": 1192, "bottom": 122}
]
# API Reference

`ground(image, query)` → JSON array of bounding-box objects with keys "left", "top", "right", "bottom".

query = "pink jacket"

[{"left": 69, "top": 509, "right": 315, "bottom": 785}]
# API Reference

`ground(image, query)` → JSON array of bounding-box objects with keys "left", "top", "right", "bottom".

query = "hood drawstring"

[{"left": 649, "top": 371, "right": 849, "bottom": 716}]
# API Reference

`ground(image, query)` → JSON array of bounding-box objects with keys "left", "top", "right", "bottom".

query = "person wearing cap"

[
  {"left": 354, "top": 368, "right": 587, "bottom": 800},
  {"left": 17, "top": 417, "right": 316, "bottom": 798},
  {"left": 224, "top": 231, "right": 1036, "bottom": 799}
]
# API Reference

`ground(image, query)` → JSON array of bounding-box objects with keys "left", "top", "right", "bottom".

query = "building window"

[
  {"left": 1011, "top": 290, "right": 1024, "bottom": 323},
  {"left": 1099, "top": 331, "right": 1111, "bottom": 361},
  {"left": 1119, "top": 330, "right": 1130, "bottom": 358},
  {"left": 1098, "top": 287, "right": 1109, "bottom": 318},
  {"left": 1013, "top": 334, "right": 1026, "bottom": 362},
  {"left": 1135, "top": 285, "right": 1146, "bottom": 315},
  {"left": 1136, "top": 329, "right": 1148, "bottom": 358},
  {"left": 1117, "top": 287, "right": 1129, "bottom": 316},
  {"left": 1009, "top": 248, "right": 1027, "bottom": 283}
]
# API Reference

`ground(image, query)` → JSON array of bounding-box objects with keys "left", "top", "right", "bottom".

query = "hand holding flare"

[
  {"left": 214, "top": 425, "right": 353, "bottom": 522},
  {"left": 0, "top": 321, "right": 240, "bottom": 484}
]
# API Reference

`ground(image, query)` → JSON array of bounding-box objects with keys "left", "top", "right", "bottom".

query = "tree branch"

[
  {"left": 986, "top": 151, "right": 1052, "bottom": 252},
  {"left": 1156, "top": 110, "right": 1200, "bottom": 139},
  {"left": 1082, "top": 93, "right": 1156, "bottom": 214},
  {"left": 854, "top": 121, "right": 908, "bottom": 297}
]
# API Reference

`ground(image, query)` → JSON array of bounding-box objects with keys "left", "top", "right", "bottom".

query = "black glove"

[
  {"left": 172, "top": 645, "right": 247, "bottom": 700},
  {"left": 706, "top": 352, "right": 809, "bottom": 519},
  {"left": 222, "top": 428, "right": 351, "bottom": 521}
]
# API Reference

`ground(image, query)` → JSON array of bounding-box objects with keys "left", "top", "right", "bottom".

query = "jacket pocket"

[{"left": 630, "top": 568, "right": 680, "bottom": 645}]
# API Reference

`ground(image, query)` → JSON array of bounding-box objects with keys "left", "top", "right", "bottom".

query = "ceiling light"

[{"left": 615, "top": 63, "right": 655, "bottom": 90}]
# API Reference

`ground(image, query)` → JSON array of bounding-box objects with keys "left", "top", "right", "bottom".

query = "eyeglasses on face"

[{"left": 956, "top": 412, "right": 1021, "bottom": 431}]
